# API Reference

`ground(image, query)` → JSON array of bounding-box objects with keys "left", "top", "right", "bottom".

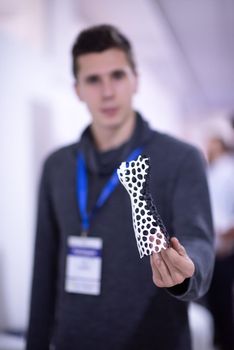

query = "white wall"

[{"left": 0, "top": 33, "right": 89, "bottom": 331}]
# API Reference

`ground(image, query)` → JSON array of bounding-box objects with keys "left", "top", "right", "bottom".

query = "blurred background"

[{"left": 0, "top": 0, "right": 234, "bottom": 349}]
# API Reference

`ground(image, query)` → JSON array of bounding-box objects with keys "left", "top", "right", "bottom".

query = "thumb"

[{"left": 170, "top": 237, "right": 187, "bottom": 257}]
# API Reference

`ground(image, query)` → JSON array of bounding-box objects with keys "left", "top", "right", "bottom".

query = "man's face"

[{"left": 75, "top": 48, "right": 138, "bottom": 130}]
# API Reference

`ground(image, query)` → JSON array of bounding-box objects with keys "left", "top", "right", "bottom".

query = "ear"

[
  {"left": 74, "top": 81, "right": 84, "bottom": 101},
  {"left": 132, "top": 73, "right": 139, "bottom": 94}
]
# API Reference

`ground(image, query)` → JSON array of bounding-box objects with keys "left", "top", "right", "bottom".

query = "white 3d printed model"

[{"left": 117, "top": 155, "right": 170, "bottom": 258}]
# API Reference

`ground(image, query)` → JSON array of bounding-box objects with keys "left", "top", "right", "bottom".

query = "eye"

[
  {"left": 86, "top": 75, "right": 100, "bottom": 85},
  {"left": 112, "top": 70, "right": 126, "bottom": 80}
]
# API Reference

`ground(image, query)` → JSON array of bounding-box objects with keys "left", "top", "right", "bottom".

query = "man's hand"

[
  {"left": 216, "top": 227, "right": 234, "bottom": 258},
  {"left": 150, "top": 237, "right": 195, "bottom": 288}
]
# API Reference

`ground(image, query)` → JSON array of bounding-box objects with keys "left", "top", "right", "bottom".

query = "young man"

[{"left": 26, "top": 24, "right": 214, "bottom": 350}]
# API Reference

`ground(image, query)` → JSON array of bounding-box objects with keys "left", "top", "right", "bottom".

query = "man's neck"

[{"left": 91, "top": 112, "right": 136, "bottom": 152}]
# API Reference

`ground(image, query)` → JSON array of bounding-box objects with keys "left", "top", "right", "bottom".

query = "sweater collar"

[{"left": 78, "top": 112, "right": 154, "bottom": 175}]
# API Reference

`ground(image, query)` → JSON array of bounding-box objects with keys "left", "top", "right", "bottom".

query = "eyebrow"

[
  {"left": 84, "top": 68, "right": 128, "bottom": 83},
  {"left": 111, "top": 69, "right": 127, "bottom": 77}
]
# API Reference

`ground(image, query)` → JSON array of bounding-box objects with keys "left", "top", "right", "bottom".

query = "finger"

[
  {"left": 160, "top": 249, "right": 187, "bottom": 285},
  {"left": 151, "top": 253, "right": 174, "bottom": 287},
  {"left": 150, "top": 254, "right": 164, "bottom": 287}
]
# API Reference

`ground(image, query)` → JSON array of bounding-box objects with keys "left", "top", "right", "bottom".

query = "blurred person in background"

[
  {"left": 205, "top": 124, "right": 234, "bottom": 350},
  {"left": 26, "top": 24, "right": 214, "bottom": 350}
]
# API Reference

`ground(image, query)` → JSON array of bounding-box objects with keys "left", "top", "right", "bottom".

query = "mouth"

[{"left": 100, "top": 107, "right": 119, "bottom": 117}]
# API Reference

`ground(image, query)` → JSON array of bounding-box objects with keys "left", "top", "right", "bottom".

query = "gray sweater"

[{"left": 26, "top": 113, "right": 214, "bottom": 350}]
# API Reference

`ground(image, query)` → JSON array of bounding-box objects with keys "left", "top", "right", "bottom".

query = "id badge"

[{"left": 65, "top": 236, "right": 103, "bottom": 296}]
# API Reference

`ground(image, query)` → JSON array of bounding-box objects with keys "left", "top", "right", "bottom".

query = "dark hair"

[{"left": 71, "top": 24, "right": 136, "bottom": 79}]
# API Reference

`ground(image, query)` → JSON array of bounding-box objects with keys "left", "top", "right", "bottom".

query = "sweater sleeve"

[
  {"left": 167, "top": 147, "right": 215, "bottom": 301},
  {"left": 26, "top": 160, "right": 59, "bottom": 350}
]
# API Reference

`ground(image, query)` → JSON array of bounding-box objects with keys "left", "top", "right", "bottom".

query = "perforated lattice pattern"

[{"left": 117, "top": 155, "right": 169, "bottom": 258}]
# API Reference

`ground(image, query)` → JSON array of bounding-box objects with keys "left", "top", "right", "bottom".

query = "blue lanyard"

[{"left": 77, "top": 147, "right": 143, "bottom": 233}]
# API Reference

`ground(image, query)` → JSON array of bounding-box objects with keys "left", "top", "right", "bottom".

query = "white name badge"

[{"left": 65, "top": 236, "right": 103, "bottom": 296}]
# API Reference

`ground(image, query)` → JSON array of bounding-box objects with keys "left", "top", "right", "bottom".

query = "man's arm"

[{"left": 150, "top": 147, "right": 215, "bottom": 300}]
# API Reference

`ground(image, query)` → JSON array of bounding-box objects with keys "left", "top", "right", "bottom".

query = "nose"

[{"left": 101, "top": 78, "right": 114, "bottom": 99}]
